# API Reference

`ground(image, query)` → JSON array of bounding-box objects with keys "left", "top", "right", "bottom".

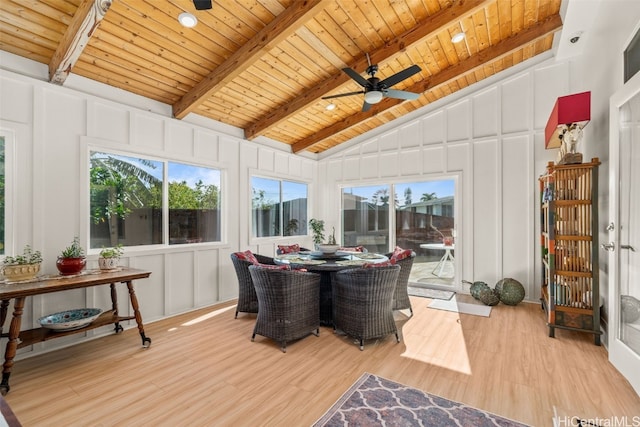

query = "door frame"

[{"left": 608, "top": 68, "right": 640, "bottom": 395}]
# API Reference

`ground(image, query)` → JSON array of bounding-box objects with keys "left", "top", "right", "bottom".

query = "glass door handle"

[{"left": 621, "top": 244, "right": 636, "bottom": 252}]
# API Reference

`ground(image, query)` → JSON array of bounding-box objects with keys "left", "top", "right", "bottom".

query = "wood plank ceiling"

[{"left": 0, "top": 0, "right": 563, "bottom": 154}]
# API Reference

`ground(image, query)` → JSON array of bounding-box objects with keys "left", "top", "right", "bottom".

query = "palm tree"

[
  {"left": 90, "top": 153, "right": 161, "bottom": 246},
  {"left": 404, "top": 188, "right": 412, "bottom": 205},
  {"left": 372, "top": 188, "right": 394, "bottom": 206},
  {"left": 420, "top": 192, "right": 438, "bottom": 202}
]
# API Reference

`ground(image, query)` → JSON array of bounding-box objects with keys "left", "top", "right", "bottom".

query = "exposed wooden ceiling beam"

[
  {"left": 172, "top": 0, "right": 326, "bottom": 120},
  {"left": 244, "top": 0, "right": 489, "bottom": 141},
  {"left": 49, "top": 0, "right": 112, "bottom": 85},
  {"left": 291, "top": 13, "right": 563, "bottom": 153}
]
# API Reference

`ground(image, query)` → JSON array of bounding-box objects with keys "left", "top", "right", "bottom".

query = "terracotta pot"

[
  {"left": 1, "top": 263, "right": 41, "bottom": 282},
  {"left": 56, "top": 257, "right": 86, "bottom": 276}
]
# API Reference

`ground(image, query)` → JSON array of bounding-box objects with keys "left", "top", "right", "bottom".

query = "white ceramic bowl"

[
  {"left": 38, "top": 308, "right": 102, "bottom": 331},
  {"left": 317, "top": 244, "right": 340, "bottom": 254}
]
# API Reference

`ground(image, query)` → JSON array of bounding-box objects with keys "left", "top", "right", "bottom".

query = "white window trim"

[
  {"left": 248, "top": 169, "right": 312, "bottom": 244},
  {"left": 81, "top": 138, "right": 226, "bottom": 254},
  {"left": 0, "top": 127, "right": 15, "bottom": 258}
]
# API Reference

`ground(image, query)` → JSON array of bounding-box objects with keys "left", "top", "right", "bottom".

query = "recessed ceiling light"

[
  {"left": 179, "top": 12, "right": 198, "bottom": 28},
  {"left": 451, "top": 32, "right": 465, "bottom": 43},
  {"left": 326, "top": 103, "right": 336, "bottom": 111}
]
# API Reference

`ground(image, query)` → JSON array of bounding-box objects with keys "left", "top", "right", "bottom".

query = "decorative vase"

[
  {"left": 495, "top": 278, "right": 525, "bottom": 306},
  {"left": 1, "top": 263, "right": 41, "bottom": 282},
  {"left": 56, "top": 257, "right": 86, "bottom": 276},
  {"left": 98, "top": 257, "right": 119, "bottom": 271}
]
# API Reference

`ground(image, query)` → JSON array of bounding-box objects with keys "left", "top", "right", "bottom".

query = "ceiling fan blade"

[
  {"left": 342, "top": 68, "right": 370, "bottom": 87},
  {"left": 379, "top": 64, "right": 422, "bottom": 88},
  {"left": 362, "top": 101, "right": 372, "bottom": 112},
  {"left": 384, "top": 89, "right": 420, "bottom": 101},
  {"left": 322, "top": 91, "right": 365, "bottom": 100},
  {"left": 193, "top": 0, "right": 212, "bottom": 10}
]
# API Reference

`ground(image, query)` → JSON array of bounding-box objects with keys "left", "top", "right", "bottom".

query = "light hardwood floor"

[{"left": 4, "top": 295, "right": 640, "bottom": 426}]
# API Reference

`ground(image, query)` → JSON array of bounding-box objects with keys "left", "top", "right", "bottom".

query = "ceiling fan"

[
  {"left": 192, "top": 0, "right": 212, "bottom": 10},
  {"left": 323, "top": 54, "right": 422, "bottom": 112}
]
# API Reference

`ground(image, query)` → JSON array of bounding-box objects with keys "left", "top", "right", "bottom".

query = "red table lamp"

[{"left": 544, "top": 91, "right": 591, "bottom": 164}]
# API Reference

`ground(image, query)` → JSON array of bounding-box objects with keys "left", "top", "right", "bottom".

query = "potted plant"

[
  {"left": 309, "top": 218, "right": 325, "bottom": 249},
  {"left": 317, "top": 226, "right": 340, "bottom": 254},
  {"left": 98, "top": 244, "right": 124, "bottom": 271},
  {"left": 1, "top": 245, "right": 42, "bottom": 281},
  {"left": 56, "top": 237, "right": 86, "bottom": 276}
]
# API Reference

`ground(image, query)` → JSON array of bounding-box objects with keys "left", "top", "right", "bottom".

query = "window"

[
  {"left": 90, "top": 151, "right": 222, "bottom": 249},
  {"left": 342, "top": 179, "right": 456, "bottom": 285},
  {"left": 251, "top": 177, "right": 307, "bottom": 238},
  {"left": 342, "top": 185, "right": 390, "bottom": 252},
  {"left": 624, "top": 25, "right": 640, "bottom": 83},
  {"left": 168, "top": 162, "right": 221, "bottom": 244},
  {"left": 395, "top": 180, "right": 455, "bottom": 248}
]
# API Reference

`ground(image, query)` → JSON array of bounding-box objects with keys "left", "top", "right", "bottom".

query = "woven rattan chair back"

[
  {"left": 276, "top": 246, "right": 312, "bottom": 255},
  {"left": 385, "top": 251, "right": 416, "bottom": 314},
  {"left": 248, "top": 265, "right": 321, "bottom": 353},
  {"left": 333, "top": 265, "right": 401, "bottom": 350},
  {"left": 230, "top": 253, "right": 275, "bottom": 318}
]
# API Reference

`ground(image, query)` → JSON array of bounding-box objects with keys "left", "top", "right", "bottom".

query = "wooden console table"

[{"left": 0, "top": 267, "right": 152, "bottom": 395}]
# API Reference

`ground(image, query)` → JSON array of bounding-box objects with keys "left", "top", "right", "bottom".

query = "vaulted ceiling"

[{"left": 0, "top": 0, "right": 563, "bottom": 154}]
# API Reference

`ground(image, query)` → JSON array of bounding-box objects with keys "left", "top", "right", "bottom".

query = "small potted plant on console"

[
  {"left": 1, "top": 245, "right": 42, "bottom": 281},
  {"left": 56, "top": 237, "right": 86, "bottom": 276},
  {"left": 98, "top": 244, "right": 124, "bottom": 271}
]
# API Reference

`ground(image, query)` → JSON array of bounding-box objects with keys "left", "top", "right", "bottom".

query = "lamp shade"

[{"left": 544, "top": 91, "right": 591, "bottom": 149}]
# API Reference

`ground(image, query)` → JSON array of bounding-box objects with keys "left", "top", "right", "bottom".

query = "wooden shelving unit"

[{"left": 539, "top": 158, "right": 601, "bottom": 345}]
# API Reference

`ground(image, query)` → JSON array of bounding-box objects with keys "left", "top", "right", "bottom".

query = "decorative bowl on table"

[
  {"left": 38, "top": 308, "right": 102, "bottom": 331},
  {"left": 317, "top": 244, "right": 340, "bottom": 254}
]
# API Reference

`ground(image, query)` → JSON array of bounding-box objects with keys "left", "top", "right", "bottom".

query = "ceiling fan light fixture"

[
  {"left": 451, "top": 32, "right": 465, "bottom": 43},
  {"left": 364, "top": 90, "right": 383, "bottom": 104},
  {"left": 179, "top": 12, "right": 198, "bottom": 28},
  {"left": 326, "top": 103, "right": 336, "bottom": 111}
]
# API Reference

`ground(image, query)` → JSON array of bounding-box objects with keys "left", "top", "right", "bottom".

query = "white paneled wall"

[
  {"left": 320, "top": 56, "right": 570, "bottom": 301},
  {"left": 0, "top": 54, "right": 578, "bottom": 360},
  {"left": 0, "top": 67, "right": 317, "bottom": 358}
]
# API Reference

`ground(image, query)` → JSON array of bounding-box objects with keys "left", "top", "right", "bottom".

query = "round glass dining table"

[{"left": 274, "top": 251, "right": 389, "bottom": 325}]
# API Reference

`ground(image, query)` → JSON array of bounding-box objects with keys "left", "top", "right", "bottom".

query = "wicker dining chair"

[
  {"left": 385, "top": 250, "right": 416, "bottom": 315},
  {"left": 276, "top": 245, "right": 312, "bottom": 255},
  {"left": 248, "top": 265, "right": 321, "bottom": 353},
  {"left": 230, "top": 252, "right": 276, "bottom": 318},
  {"left": 333, "top": 265, "right": 401, "bottom": 350}
]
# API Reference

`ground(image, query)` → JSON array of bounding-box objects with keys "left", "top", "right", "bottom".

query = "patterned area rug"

[{"left": 313, "top": 373, "right": 529, "bottom": 427}]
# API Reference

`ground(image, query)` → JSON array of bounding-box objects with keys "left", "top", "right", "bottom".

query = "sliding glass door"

[
  {"left": 341, "top": 179, "right": 456, "bottom": 287},
  {"left": 342, "top": 184, "right": 390, "bottom": 252}
]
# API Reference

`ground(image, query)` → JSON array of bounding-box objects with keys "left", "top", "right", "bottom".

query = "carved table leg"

[
  {"left": 110, "top": 283, "right": 123, "bottom": 333},
  {"left": 1, "top": 297, "right": 25, "bottom": 395},
  {"left": 125, "top": 281, "right": 151, "bottom": 348}
]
